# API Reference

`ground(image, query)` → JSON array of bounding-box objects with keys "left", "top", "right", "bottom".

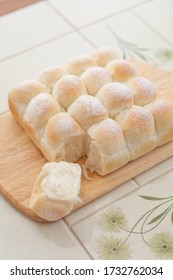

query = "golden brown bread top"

[
  {"left": 52, "top": 75, "right": 87, "bottom": 109},
  {"left": 126, "top": 77, "right": 157, "bottom": 106},
  {"left": 96, "top": 82, "right": 134, "bottom": 117},
  {"left": 106, "top": 59, "right": 137, "bottom": 82},
  {"left": 90, "top": 47, "right": 119, "bottom": 67},
  {"left": 45, "top": 112, "right": 85, "bottom": 148},
  {"left": 65, "top": 55, "right": 97, "bottom": 76},
  {"left": 81, "top": 66, "right": 112, "bottom": 96},
  {"left": 68, "top": 95, "right": 109, "bottom": 130}
]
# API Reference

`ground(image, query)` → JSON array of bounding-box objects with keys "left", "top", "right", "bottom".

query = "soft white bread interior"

[
  {"left": 52, "top": 75, "right": 87, "bottom": 109},
  {"left": 8, "top": 80, "right": 47, "bottom": 125},
  {"left": 85, "top": 118, "right": 130, "bottom": 176},
  {"left": 65, "top": 55, "right": 97, "bottom": 76},
  {"left": 30, "top": 162, "right": 82, "bottom": 221},
  {"left": 96, "top": 82, "right": 134, "bottom": 118},
  {"left": 126, "top": 77, "right": 157, "bottom": 106},
  {"left": 42, "top": 112, "right": 87, "bottom": 162},
  {"left": 90, "top": 47, "right": 119, "bottom": 67},
  {"left": 116, "top": 105, "right": 157, "bottom": 160},
  {"left": 38, "top": 66, "right": 68, "bottom": 91},
  {"left": 23, "top": 93, "right": 64, "bottom": 147},
  {"left": 145, "top": 99, "right": 173, "bottom": 146},
  {"left": 81, "top": 66, "right": 112, "bottom": 96},
  {"left": 68, "top": 95, "right": 109, "bottom": 131},
  {"left": 106, "top": 59, "right": 137, "bottom": 82}
]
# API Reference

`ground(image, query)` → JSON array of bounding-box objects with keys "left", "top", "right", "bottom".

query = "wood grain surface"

[{"left": 0, "top": 59, "right": 173, "bottom": 222}]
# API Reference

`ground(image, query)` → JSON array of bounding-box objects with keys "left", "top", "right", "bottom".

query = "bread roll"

[
  {"left": 116, "top": 105, "right": 157, "bottom": 160},
  {"left": 106, "top": 59, "right": 137, "bottom": 82},
  {"left": 38, "top": 66, "right": 68, "bottom": 91},
  {"left": 65, "top": 55, "right": 97, "bottom": 76},
  {"left": 81, "top": 66, "right": 112, "bottom": 96},
  {"left": 145, "top": 99, "right": 173, "bottom": 146},
  {"left": 30, "top": 162, "right": 81, "bottom": 221},
  {"left": 91, "top": 47, "right": 119, "bottom": 67},
  {"left": 85, "top": 118, "right": 130, "bottom": 175},
  {"left": 96, "top": 82, "right": 134, "bottom": 118},
  {"left": 68, "top": 95, "right": 108, "bottom": 131},
  {"left": 52, "top": 75, "right": 87, "bottom": 109},
  {"left": 126, "top": 77, "right": 157, "bottom": 106},
  {"left": 42, "top": 112, "right": 87, "bottom": 162},
  {"left": 8, "top": 80, "right": 47, "bottom": 125},
  {"left": 23, "top": 93, "right": 63, "bottom": 146}
]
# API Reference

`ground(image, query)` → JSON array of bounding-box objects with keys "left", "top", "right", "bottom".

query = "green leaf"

[
  {"left": 147, "top": 209, "right": 169, "bottom": 225},
  {"left": 139, "top": 195, "right": 173, "bottom": 201},
  {"left": 171, "top": 211, "right": 173, "bottom": 225}
]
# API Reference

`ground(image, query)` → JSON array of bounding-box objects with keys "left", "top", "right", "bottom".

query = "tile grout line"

[
  {"left": 134, "top": 166, "right": 173, "bottom": 188},
  {"left": 130, "top": 9, "right": 173, "bottom": 48},
  {"left": 46, "top": 1, "right": 97, "bottom": 49},
  {"left": 67, "top": 181, "right": 140, "bottom": 227},
  {"left": 0, "top": 30, "right": 75, "bottom": 63},
  {"left": 70, "top": 0, "right": 157, "bottom": 31},
  {"left": 63, "top": 218, "right": 94, "bottom": 260}
]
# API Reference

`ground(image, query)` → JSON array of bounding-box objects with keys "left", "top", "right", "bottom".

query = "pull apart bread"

[{"left": 8, "top": 47, "right": 173, "bottom": 177}]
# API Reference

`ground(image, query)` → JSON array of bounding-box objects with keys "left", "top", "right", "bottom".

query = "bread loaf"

[
  {"left": 30, "top": 162, "right": 82, "bottom": 221},
  {"left": 8, "top": 48, "right": 173, "bottom": 177}
]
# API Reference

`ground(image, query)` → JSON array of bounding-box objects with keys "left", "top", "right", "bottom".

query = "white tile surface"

[
  {"left": 0, "top": 32, "right": 94, "bottom": 114},
  {"left": 72, "top": 171, "right": 173, "bottom": 259},
  {"left": 65, "top": 180, "right": 139, "bottom": 226},
  {"left": 49, "top": 0, "right": 146, "bottom": 28},
  {"left": 81, "top": 11, "right": 173, "bottom": 67},
  {"left": 0, "top": 2, "right": 72, "bottom": 61},
  {"left": 0, "top": 195, "right": 90, "bottom": 259},
  {"left": 135, "top": 157, "right": 173, "bottom": 186},
  {"left": 133, "top": 0, "right": 173, "bottom": 45}
]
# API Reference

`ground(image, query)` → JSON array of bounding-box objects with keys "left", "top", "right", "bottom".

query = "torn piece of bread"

[
  {"left": 85, "top": 118, "right": 130, "bottom": 176},
  {"left": 30, "top": 162, "right": 82, "bottom": 221}
]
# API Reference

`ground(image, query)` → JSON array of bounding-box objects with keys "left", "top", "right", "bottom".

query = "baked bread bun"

[
  {"left": 23, "top": 93, "right": 64, "bottom": 147},
  {"left": 85, "top": 118, "right": 130, "bottom": 175},
  {"left": 126, "top": 77, "right": 157, "bottom": 106},
  {"left": 52, "top": 75, "right": 87, "bottom": 109},
  {"left": 106, "top": 59, "right": 137, "bottom": 82},
  {"left": 91, "top": 47, "right": 119, "bottom": 67},
  {"left": 96, "top": 82, "right": 134, "bottom": 118},
  {"left": 8, "top": 80, "right": 47, "bottom": 125},
  {"left": 65, "top": 55, "right": 97, "bottom": 76},
  {"left": 38, "top": 66, "right": 68, "bottom": 91},
  {"left": 30, "top": 162, "right": 81, "bottom": 221},
  {"left": 145, "top": 99, "right": 173, "bottom": 146},
  {"left": 42, "top": 112, "right": 87, "bottom": 162},
  {"left": 116, "top": 105, "right": 157, "bottom": 160},
  {"left": 81, "top": 66, "right": 112, "bottom": 96},
  {"left": 68, "top": 95, "right": 108, "bottom": 131}
]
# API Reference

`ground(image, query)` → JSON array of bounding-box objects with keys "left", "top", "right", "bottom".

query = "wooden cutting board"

[{"left": 1, "top": 59, "right": 173, "bottom": 222}]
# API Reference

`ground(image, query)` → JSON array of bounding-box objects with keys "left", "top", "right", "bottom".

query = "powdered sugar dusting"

[
  {"left": 26, "top": 93, "right": 54, "bottom": 120},
  {"left": 77, "top": 95, "right": 108, "bottom": 116},
  {"left": 54, "top": 113, "right": 76, "bottom": 134},
  {"left": 129, "top": 105, "right": 154, "bottom": 127}
]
